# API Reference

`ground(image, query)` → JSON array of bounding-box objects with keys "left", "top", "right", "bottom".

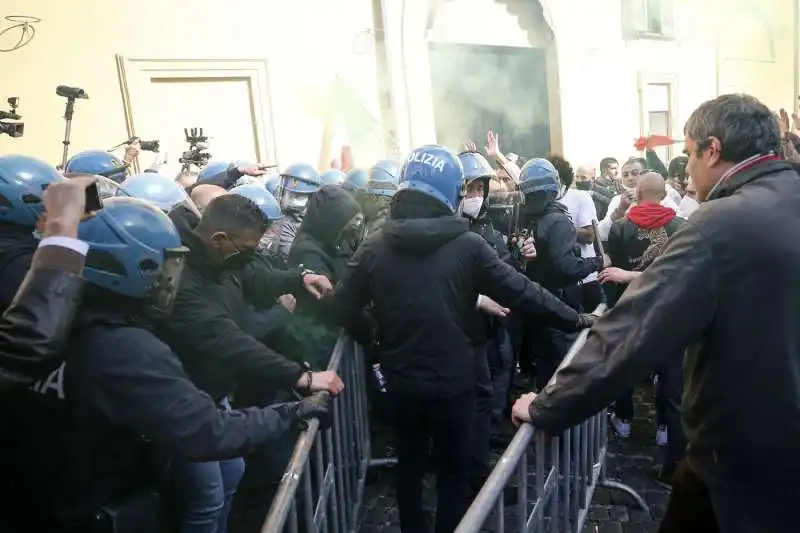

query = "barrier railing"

[
  {"left": 261, "top": 333, "right": 396, "bottom": 533},
  {"left": 455, "top": 305, "right": 650, "bottom": 533}
]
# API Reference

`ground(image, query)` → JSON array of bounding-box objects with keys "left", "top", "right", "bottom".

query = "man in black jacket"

[
  {"left": 512, "top": 94, "right": 800, "bottom": 533},
  {"left": 591, "top": 157, "right": 620, "bottom": 219},
  {"left": 334, "top": 145, "right": 595, "bottom": 533},
  {"left": 0, "top": 177, "right": 93, "bottom": 390},
  {"left": 601, "top": 171, "right": 686, "bottom": 484}
]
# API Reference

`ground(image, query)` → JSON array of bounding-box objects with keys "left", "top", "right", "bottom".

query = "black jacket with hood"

[
  {"left": 334, "top": 212, "right": 583, "bottom": 399},
  {"left": 285, "top": 186, "right": 362, "bottom": 367},
  {"left": 522, "top": 202, "right": 603, "bottom": 309},
  {"left": 156, "top": 206, "right": 306, "bottom": 400},
  {"left": 528, "top": 157, "right": 800, "bottom": 489}
]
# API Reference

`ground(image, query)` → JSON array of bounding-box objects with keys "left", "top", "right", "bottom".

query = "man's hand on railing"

[
  {"left": 296, "top": 370, "right": 345, "bottom": 395},
  {"left": 295, "top": 392, "right": 333, "bottom": 431},
  {"left": 575, "top": 313, "right": 597, "bottom": 330},
  {"left": 511, "top": 392, "right": 537, "bottom": 427}
]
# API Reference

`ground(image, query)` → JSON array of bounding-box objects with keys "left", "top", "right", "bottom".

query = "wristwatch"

[{"left": 298, "top": 264, "right": 316, "bottom": 279}]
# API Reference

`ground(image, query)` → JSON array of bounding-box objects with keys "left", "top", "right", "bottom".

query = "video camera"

[
  {"left": 109, "top": 137, "right": 161, "bottom": 153},
  {"left": 179, "top": 127, "right": 211, "bottom": 169},
  {"left": 0, "top": 97, "right": 24, "bottom": 138}
]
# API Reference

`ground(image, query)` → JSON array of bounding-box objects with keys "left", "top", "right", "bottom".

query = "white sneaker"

[
  {"left": 656, "top": 425, "right": 668, "bottom": 447},
  {"left": 610, "top": 415, "right": 631, "bottom": 439}
]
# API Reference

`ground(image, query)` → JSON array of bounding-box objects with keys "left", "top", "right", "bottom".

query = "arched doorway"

[{"left": 425, "top": 0, "right": 560, "bottom": 160}]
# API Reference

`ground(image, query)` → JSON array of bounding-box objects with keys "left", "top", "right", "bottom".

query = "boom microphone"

[{"left": 56, "top": 85, "right": 89, "bottom": 99}]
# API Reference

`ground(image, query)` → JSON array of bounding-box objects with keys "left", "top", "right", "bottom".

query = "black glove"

[
  {"left": 295, "top": 392, "right": 332, "bottom": 431},
  {"left": 576, "top": 313, "right": 597, "bottom": 330}
]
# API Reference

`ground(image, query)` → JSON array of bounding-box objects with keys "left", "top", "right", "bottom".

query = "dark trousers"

[
  {"left": 389, "top": 390, "right": 475, "bottom": 533},
  {"left": 472, "top": 348, "right": 493, "bottom": 492},
  {"left": 531, "top": 325, "right": 575, "bottom": 390},
  {"left": 660, "top": 459, "right": 800, "bottom": 533},
  {"left": 487, "top": 328, "right": 514, "bottom": 438},
  {"left": 655, "top": 356, "right": 686, "bottom": 470},
  {"left": 580, "top": 280, "right": 604, "bottom": 313}
]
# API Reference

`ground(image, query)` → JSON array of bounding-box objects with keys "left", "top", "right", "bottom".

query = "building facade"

[{"left": 0, "top": 0, "right": 797, "bottom": 170}]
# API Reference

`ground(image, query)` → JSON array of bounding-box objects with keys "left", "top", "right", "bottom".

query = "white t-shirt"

[
  {"left": 559, "top": 188, "right": 598, "bottom": 283},
  {"left": 597, "top": 194, "right": 679, "bottom": 241}
]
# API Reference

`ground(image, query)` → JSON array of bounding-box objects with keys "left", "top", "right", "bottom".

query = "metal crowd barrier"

[
  {"left": 455, "top": 305, "right": 650, "bottom": 533},
  {"left": 261, "top": 333, "right": 396, "bottom": 533}
]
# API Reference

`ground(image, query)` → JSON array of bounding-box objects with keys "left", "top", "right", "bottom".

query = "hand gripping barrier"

[
  {"left": 261, "top": 333, "right": 396, "bottom": 533},
  {"left": 454, "top": 305, "right": 650, "bottom": 533}
]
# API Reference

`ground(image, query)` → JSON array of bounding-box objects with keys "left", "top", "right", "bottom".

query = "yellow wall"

[
  {"left": 0, "top": 0, "right": 386, "bottom": 169},
  {"left": 0, "top": 0, "right": 797, "bottom": 172}
]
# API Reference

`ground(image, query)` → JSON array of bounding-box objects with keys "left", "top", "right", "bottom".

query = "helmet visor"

[{"left": 147, "top": 246, "right": 189, "bottom": 319}]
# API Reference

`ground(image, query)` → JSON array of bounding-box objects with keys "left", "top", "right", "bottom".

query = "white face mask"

[
  {"left": 678, "top": 195, "right": 699, "bottom": 218},
  {"left": 461, "top": 196, "right": 483, "bottom": 218}
]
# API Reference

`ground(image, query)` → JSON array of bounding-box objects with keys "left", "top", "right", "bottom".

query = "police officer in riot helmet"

[
  {"left": 121, "top": 172, "right": 202, "bottom": 216},
  {"left": 362, "top": 159, "right": 400, "bottom": 237},
  {"left": 342, "top": 167, "right": 369, "bottom": 208},
  {"left": 517, "top": 158, "right": 608, "bottom": 389},
  {"left": 65, "top": 150, "right": 129, "bottom": 183},
  {"left": 319, "top": 168, "right": 347, "bottom": 187},
  {"left": 274, "top": 163, "right": 322, "bottom": 260},
  {"left": 0, "top": 155, "right": 65, "bottom": 308},
  {"left": 332, "top": 145, "right": 595, "bottom": 533},
  {"left": 9, "top": 197, "right": 331, "bottom": 533},
  {"left": 189, "top": 160, "right": 271, "bottom": 194}
]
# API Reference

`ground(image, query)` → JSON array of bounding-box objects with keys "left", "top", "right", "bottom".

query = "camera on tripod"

[
  {"left": 179, "top": 127, "right": 212, "bottom": 168},
  {"left": 0, "top": 97, "right": 24, "bottom": 138}
]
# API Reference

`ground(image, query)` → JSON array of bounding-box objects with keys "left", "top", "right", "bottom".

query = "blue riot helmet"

[
  {"left": 265, "top": 175, "right": 280, "bottom": 196},
  {"left": 367, "top": 160, "right": 400, "bottom": 197},
  {"left": 65, "top": 150, "right": 128, "bottom": 183},
  {"left": 229, "top": 184, "right": 282, "bottom": 221},
  {"left": 0, "top": 155, "right": 63, "bottom": 227},
  {"left": 457, "top": 151, "right": 494, "bottom": 219},
  {"left": 121, "top": 172, "right": 200, "bottom": 217},
  {"left": 320, "top": 169, "right": 346, "bottom": 187},
  {"left": 519, "top": 158, "right": 561, "bottom": 216},
  {"left": 279, "top": 163, "right": 321, "bottom": 213},
  {"left": 78, "top": 196, "right": 189, "bottom": 318},
  {"left": 398, "top": 145, "right": 464, "bottom": 213},
  {"left": 342, "top": 168, "right": 369, "bottom": 194},
  {"left": 197, "top": 160, "right": 230, "bottom": 183}
]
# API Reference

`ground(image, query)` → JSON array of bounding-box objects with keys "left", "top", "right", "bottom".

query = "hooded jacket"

[
  {"left": 155, "top": 206, "right": 306, "bottom": 400},
  {"left": 528, "top": 156, "right": 800, "bottom": 490},
  {"left": 333, "top": 215, "right": 582, "bottom": 398},
  {"left": 285, "top": 186, "right": 362, "bottom": 368}
]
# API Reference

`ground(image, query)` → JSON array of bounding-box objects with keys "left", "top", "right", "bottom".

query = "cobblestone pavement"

[{"left": 360, "top": 385, "right": 669, "bottom": 533}]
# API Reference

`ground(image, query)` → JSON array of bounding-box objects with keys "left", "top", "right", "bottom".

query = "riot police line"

[{"left": 0, "top": 134, "right": 603, "bottom": 533}]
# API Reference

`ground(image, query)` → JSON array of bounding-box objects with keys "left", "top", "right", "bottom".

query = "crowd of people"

[{"left": 0, "top": 92, "right": 798, "bottom": 533}]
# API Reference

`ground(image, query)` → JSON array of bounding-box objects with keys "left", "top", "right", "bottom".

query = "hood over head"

[
  {"left": 300, "top": 185, "right": 362, "bottom": 247},
  {"left": 382, "top": 216, "right": 469, "bottom": 255}
]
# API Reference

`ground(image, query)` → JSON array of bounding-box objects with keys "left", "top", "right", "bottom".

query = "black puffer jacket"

[{"left": 334, "top": 215, "right": 582, "bottom": 398}]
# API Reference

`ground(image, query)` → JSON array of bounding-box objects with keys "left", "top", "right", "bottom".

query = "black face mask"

[
  {"left": 221, "top": 249, "right": 256, "bottom": 271},
  {"left": 575, "top": 181, "right": 592, "bottom": 191}
]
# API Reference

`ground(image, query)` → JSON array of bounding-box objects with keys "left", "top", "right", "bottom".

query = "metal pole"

[{"left": 794, "top": 0, "right": 799, "bottom": 110}]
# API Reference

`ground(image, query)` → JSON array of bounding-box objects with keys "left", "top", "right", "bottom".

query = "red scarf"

[{"left": 627, "top": 202, "right": 676, "bottom": 230}]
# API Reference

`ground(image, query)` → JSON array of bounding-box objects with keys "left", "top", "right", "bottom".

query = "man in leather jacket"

[
  {"left": 0, "top": 177, "right": 95, "bottom": 390},
  {"left": 512, "top": 94, "right": 800, "bottom": 533}
]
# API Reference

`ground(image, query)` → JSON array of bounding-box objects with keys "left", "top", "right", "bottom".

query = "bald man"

[
  {"left": 574, "top": 164, "right": 595, "bottom": 191},
  {"left": 599, "top": 171, "right": 687, "bottom": 483},
  {"left": 191, "top": 184, "right": 226, "bottom": 212}
]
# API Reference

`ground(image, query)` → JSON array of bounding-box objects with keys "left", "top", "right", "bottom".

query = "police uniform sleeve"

[
  {"left": 184, "top": 167, "right": 242, "bottom": 193},
  {"left": 90, "top": 338, "right": 298, "bottom": 461},
  {"left": 541, "top": 215, "right": 603, "bottom": 284},
  {"left": 472, "top": 236, "right": 580, "bottom": 330},
  {"left": 0, "top": 244, "right": 85, "bottom": 390},
  {"left": 277, "top": 218, "right": 298, "bottom": 260},
  {"left": 167, "top": 280, "right": 305, "bottom": 390},
  {"left": 529, "top": 221, "right": 718, "bottom": 434}
]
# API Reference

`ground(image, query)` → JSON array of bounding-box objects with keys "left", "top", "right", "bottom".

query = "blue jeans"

[{"left": 172, "top": 399, "right": 246, "bottom": 533}]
